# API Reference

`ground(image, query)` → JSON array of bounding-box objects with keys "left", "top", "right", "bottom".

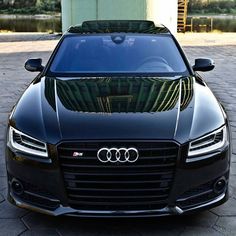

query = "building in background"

[{"left": 61, "top": 0, "right": 179, "bottom": 33}]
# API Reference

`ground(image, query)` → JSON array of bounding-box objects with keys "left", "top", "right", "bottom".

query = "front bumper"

[
  {"left": 10, "top": 191, "right": 227, "bottom": 217},
  {"left": 6, "top": 143, "right": 230, "bottom": 217}
]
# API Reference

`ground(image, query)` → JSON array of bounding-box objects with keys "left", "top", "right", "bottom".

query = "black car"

[{"left": 5, "top": 20, "right": 230, "bottom": 217}]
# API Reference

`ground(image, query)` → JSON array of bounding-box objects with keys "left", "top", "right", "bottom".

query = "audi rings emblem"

[{"left": 97, "top": 147, "right": 139, "bottom": 163}]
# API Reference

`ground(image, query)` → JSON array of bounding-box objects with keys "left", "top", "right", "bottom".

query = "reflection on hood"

[{"left": 45, "top": 77, "right": 193, "bottom": 113}]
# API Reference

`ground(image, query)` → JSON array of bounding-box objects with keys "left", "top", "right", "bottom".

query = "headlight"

[
  {"left": 7, "top": 126, "right": 48, "bottom": 158},
  {"left": 187, "top": 126, "right": 228, "bottom": 162}
]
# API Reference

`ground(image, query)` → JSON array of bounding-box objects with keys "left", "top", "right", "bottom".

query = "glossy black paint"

[
  {"left": 24, "top": 58, "right": 44, "bottom": 72},
  {"left": 193, "top": 58, "right": 215, "bottom": 72},
  {"left": 10, "top": 75, "right": 225, "bottom": 145},
  {"left": 6, "top": 146, "right": 229, "bottom": 217},
  {"left": 5, "top": 21, "right": 231, "bottom": 217}
]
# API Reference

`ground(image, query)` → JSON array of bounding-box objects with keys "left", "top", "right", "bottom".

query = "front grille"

[{"left": 58, "top": 141, "right": 178, "bottom": 211}]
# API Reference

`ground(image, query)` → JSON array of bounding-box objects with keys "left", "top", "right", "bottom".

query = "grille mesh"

[{"left": 58, "top": 141, "right": 178, "bottom": 211}]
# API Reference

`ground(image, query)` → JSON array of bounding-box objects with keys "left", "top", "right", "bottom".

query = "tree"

[
  {"left": 188, "top": 0, "right": 236, "bottom": 14},
  {"left": 36, "top": 0, "right": 61, "bottom": 12},
  {"left": 13, "top": 0, "right": 37, "bottom": 8}
]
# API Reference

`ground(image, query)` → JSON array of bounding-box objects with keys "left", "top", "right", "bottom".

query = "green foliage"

[
  {"left": 188, "top": 0, "right": 236, "bottom": 14},
  {"left": 0, "top": 0, "right": 61, "bottom": 14},
  {"left": 36, "top": 0, "right": 61, "bottom": 12}
]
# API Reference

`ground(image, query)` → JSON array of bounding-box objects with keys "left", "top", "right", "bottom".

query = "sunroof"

[{"left": 68, "top": 20, "right": 170, "bottom": 34}]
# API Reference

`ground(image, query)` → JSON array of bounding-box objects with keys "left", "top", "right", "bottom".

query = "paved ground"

[{"left": 0, "top": 33, "right": 236, "bottom": 235}]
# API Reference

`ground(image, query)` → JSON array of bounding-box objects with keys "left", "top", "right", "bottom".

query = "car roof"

[{"left": 66, "top": 20, "right": 171, "bottom": 35}]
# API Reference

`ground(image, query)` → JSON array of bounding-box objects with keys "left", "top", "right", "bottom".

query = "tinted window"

[{"left": 50, "top": 35, "right": 187, "bottom": 74}]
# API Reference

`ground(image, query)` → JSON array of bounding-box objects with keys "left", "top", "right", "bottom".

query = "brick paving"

[{"left": 0, "top": 33, "right": 235, "bottom": 235}]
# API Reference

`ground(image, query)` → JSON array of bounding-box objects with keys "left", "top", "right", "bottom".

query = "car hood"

[{"left": 11, "top": 76, "right": 225, "bottom": 144}]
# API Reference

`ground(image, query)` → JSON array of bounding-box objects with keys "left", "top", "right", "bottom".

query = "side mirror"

[
  {"left": 25, "top": 58, "right": 44, "bottom": 72},
  {"left": 193, "top": 58, "right": 215, "bottom": 72}
]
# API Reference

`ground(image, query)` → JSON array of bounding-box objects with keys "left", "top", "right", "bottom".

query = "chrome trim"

[
  {"left": 23, "top": 191, "right": 60, "bottom": 203},
  {"left": 97, "top": 147, "right": 139, "bottom": 163},
  {"left": 11, "top": 193, "right": 77, "bottom": 216},
  {"left": 10, "top": 192, "right": 226, "bottom": 217},
  {"left": 180, "top": 192, "right": 225, "bottom": 213},
  {"left": 171, "top": 206, "right": 184, "bottom": 214},
  {"left": 177, "top": 189, "right": 213, "bottom": 202}
]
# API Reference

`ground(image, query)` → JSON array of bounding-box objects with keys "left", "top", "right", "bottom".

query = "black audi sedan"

[{"left": 5, "top": 20, "right": 230, "bottom": 217}]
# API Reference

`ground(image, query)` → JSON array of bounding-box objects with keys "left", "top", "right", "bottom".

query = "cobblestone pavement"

[{"left": 0, "top": 33, "right": 235, "bottom": 235}]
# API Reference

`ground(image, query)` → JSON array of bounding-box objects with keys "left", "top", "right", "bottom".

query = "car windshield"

[{"left": 50, "top": 34, "right": 188, "bottom": 75}]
